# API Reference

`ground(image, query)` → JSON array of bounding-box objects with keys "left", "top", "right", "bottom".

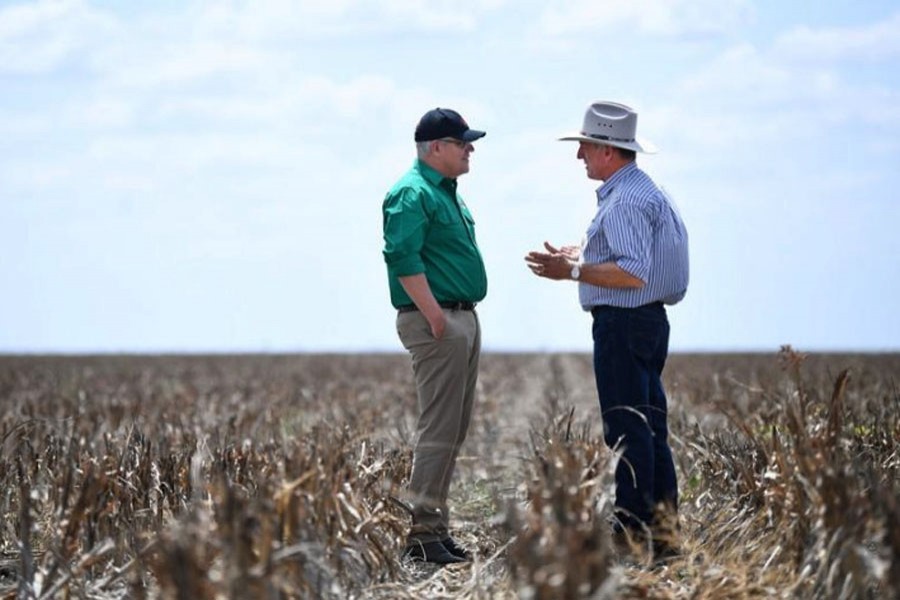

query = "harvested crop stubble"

[{"left": 0, "top": 350, "right": 897, "bottom": 598}]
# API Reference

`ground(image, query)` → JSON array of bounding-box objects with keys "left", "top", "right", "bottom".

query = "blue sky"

[{"left": 2, "top": 0, "right": 899, "bottom": 353}]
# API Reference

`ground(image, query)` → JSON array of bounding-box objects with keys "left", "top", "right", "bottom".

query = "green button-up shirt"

[{"left": 382, "top": 160, "right": 487, "bottom": 308}]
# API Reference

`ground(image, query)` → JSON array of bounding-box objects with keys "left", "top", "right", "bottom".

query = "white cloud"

[
  {"left": 774, "top": 11, "right": 900, "bottom": 63},
  {"left": 65, "top": 97, "right": 134, "bottom": 128},
  {"left": 0, "top": 109, "right": 51, "bottom": 135},
  {"left": 2, "top": 160, "right": 74, "bottom": 190},
  {"left": 1, "top": 0, "right": 507, "bottom": 83},
  {"left": 538, "top": 0, "right": 754, "bottom": 37},
  {"left": 679, "top": 44, "right": 792, "bottom": 102},
  {"left": 0, "top": 0, "right": 115, "bottom": 73},
  {"left": 181, "top": 0, "right": 507, "bottom": 40},
  {"left": 675, "top": 43, "right": 848, "bottom": 111},
  {"left": 651, "top": 26, "right": 900, "bottom": 160},
  {"left": 85, "top": 133, "right": 302, "bottom": 170},
  {"left": 102, "top": 41, "right": 278, "bottom": 88}
]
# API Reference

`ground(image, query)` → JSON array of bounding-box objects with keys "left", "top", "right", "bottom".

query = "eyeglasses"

[{"left": 439, "top": 138, "right": 470, "bottom": 149}]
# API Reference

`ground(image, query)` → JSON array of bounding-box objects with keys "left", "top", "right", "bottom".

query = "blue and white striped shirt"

[{"left": 579, "top": 162, "right": 689, "bottom": 310}]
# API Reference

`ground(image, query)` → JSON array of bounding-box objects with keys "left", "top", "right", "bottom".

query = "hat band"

[{"left": 586, "top": 132, "right": 635, "bottom": 143}]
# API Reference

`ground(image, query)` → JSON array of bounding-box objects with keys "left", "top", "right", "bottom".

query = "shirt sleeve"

[
  {"left": 604, "top": 203, "right": 652, "bottom": 283},
  {"left": 382, "top": 187, "right": 428, "bottom": 277}
]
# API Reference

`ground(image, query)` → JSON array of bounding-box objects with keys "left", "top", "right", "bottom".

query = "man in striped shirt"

[{"left": 525, "top": 101, "right": 689, "bottom": 563}]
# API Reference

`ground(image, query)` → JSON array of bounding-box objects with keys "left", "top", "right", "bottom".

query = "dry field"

[{"left": 1, "top": 349, "right": 898, "bottom": 599}]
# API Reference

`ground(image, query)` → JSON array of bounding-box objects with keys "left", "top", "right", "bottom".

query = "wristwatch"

[{"left": 570, "top": 265, "right": 581, "bottom": 281}]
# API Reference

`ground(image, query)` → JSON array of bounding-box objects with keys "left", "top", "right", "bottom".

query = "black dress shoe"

[
  {"left": 402, "top": 540, "right": 466, "bottom": 565},
  {"left": 439, "top": 537, "right": 471, "bottom": 561},
  {"left": 652, "top": 540, "right": 681, "bottom": 565}
]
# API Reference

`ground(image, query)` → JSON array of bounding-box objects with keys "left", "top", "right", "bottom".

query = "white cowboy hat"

[{"left": 559, "top": 101, "right": 657, "bottom": 154}]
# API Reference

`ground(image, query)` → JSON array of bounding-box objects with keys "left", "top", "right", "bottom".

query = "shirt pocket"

[
  {"left": 585, "top": 214, "right": 604, "bottom": 242},
  {"left": 431, "top": 206, "right": 469, "bottom": 237}
]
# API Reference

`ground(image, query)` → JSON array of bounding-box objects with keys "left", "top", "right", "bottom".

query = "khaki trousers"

[{"left": 396, "top": 308, "right": 481, "bottom": 543}]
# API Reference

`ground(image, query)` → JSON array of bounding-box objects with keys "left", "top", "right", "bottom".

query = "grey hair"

[{"left": 416, "top": 140, "right": 433, "bottom": 159}]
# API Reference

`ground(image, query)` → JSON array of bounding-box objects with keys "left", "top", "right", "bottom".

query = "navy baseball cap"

[{"left": 414, "top": 108, "right": 486, "bottom": 142}]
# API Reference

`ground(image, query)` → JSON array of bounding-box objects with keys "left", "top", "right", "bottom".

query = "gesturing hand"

[
  {"left": 524, "top": 241, "right": 576, "bottom": 280},
  {"left": 543, "top": 241, "right": 581, "bottom": 261}
]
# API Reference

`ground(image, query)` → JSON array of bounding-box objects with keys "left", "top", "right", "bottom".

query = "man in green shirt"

[{"left": 382, "top": 108, "right": 487, "bottom": 565}]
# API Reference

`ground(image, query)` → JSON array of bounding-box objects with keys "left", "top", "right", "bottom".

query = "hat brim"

[
  {"left": 417, "top": 129, "right": 486, "bottom": 143},
  {"left": 459, "top": 129, "right": 486, "bottom": 142},
  {"left": 558, "top": 132, "right": 656, "bottom": 154}
]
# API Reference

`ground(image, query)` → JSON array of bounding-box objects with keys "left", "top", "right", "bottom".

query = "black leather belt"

[
  {"left": 398, "top": 301, "right": 476, "bottom": 313},
  {"left": 590, "top": 301, "right": 663, "bottom": 316}
]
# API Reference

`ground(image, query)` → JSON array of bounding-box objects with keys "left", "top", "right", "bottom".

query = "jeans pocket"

[{"left": 627, "top": 312, "right": 665, "bottom": 361}]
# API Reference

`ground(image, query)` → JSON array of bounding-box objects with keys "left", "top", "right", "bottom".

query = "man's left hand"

[{"left": 525, "top": 241, "right": 575, "bottom": 280}]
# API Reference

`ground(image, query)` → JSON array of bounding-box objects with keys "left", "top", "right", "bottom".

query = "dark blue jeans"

[{"left": 592, "top": 302, "right": 678, "bottom": 532}]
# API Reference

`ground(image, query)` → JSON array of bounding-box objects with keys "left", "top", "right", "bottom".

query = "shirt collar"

[
  {"left": 596, "top": 161, "right": 639, "bottom": 203},
  {"left": 415, "top": 159, "right": 452, "bottom": 185},
  {"left": 415, "top": 159, "right": 457, "bottom": 195}
]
